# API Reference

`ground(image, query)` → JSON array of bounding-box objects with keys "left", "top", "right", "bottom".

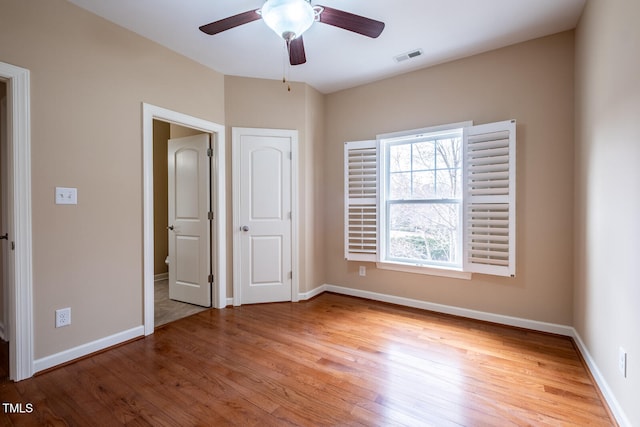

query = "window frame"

[{"left": 378, "top": 122, "right": 471, "bottom": 275}]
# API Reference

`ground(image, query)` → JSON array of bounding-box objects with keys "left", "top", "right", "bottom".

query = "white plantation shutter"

[
  {"left": 344, "top": 140, "right": 377, "bottom": 261},
  {"left": 463, "top": 120, "right": 516, "bottom": 276}
]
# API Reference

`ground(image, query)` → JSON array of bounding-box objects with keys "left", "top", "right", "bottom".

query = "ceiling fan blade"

[
  {"left": 288, "top": 36, "right": 307, "bottom": 65},
  {"left": 317, "top": 5, "right": 385, "bottom": 38},
  {"left": 199, "top": 10, "right": 261, "bottom": 35}
]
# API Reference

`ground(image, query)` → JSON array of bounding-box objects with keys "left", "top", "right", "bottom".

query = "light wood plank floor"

[
  {"left": 154, "top": 279, "right": 209, "bottom": 327},
  {"left": 0, "top": 293, "right": 614, "bottom": 426}
]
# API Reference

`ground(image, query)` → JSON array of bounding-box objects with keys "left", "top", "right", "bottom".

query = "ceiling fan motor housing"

[{"left": 261, "top": 0, "right": 315, "bottom": 40}]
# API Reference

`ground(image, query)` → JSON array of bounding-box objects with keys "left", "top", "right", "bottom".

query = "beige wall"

[
  {"left": 304, "top": 85, "right": 326, "bottom": 293},
  {"left": 153, "top": 120, "right": 170, "bottom": 275},
  {"left": 0, "top": 0, "right": 225, "bottom": 358},
  {"left": 224, "top": 76, "right": 326, "bottom": 296},
  {"left": 575, "top": 0, "right": 640, "bottom": 425},
  {"left": 169, "top": 123, "right": 204, "bottom": 139},
  {"left": 325, "top": 32, "right": 575, "bottom": 325}
]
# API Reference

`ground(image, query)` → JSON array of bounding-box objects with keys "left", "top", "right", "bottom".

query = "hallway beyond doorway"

[{"left": 154, "top": 279, "right": 208, "bottom": 327}]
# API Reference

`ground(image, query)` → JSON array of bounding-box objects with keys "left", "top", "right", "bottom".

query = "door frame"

[
  {"left": 231, "top": 127, "right": 299, "bottom": 306},
  {"left": 0, "top": 61, "right": 34, "bottom": 381},
  {"left": 142, "top": 103, "right": 226, "bottom": 335}
]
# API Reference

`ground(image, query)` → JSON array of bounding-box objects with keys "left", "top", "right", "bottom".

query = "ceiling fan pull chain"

[
  {"left": 283, "top": 41, "right": 291, "bottom": 92},
  {"left": 282, "top": 43, "right": 287, "bottom": 89}
]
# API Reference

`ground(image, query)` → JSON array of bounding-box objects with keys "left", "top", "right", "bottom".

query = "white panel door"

[
  {"left": 234, "top": 128, "right": 293, "bottom": 304},
  {"left": 168, "top": 134, "right": 211, "bottom": 307}
]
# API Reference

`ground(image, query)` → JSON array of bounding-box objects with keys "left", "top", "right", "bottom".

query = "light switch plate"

[{"left": 55, "top": 187, "right": 77, "bottom": 205}]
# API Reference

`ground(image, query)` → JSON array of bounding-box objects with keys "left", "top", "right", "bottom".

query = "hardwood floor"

[{"left": 0, "top": 293, "right": 614, "bottom": 426}]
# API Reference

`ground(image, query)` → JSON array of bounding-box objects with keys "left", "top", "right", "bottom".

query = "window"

[
  {"left": 383, "top": 128, "right": 463, "bottom": 269},
  {"left": 344, "top": 120, "right": 516, "bottom": 278}
]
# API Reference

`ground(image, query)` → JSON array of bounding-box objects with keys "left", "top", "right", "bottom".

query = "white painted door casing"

[
  {"left": 143, "top": 103, "right": 227, "bottom": 337},
  {"left": 0, "top": 61, "right": 34, "bottom": 381}
]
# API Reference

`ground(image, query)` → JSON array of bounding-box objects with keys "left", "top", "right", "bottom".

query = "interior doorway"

[
  {"left": 152, "top": 121, "right": 210, "bottom": 327},
  {"left": 0, "top": 81, "right": 8, "bottom": 379},
  {"left": 142, "top": 103, "right": 226, "bottom": 336},
  {"left": 0, "top": 61, "right": 34, "bottom": 382}
]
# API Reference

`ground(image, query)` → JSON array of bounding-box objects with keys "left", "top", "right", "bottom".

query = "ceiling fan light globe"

[{"left": 261, "top": 0, "right": 315, "bottom": 40}]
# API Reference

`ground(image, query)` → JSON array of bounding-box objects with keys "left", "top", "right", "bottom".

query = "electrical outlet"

[
  {"left": 359, "top": 266, "right": 366, "bottom": 276},
  {"left": 618, "top": 347, "right": 627, "bottom": 377},
  {"left": 55, "top": 307, "right": 71, "bottom": 328}
]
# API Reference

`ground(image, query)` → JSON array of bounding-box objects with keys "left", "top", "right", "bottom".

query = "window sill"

[{"left": 376, "top": 261, "right": 472, "bottom": 280}]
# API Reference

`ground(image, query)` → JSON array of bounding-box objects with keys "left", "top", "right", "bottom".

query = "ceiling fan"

[{"left": 199, "top": 0, "right": 385, "bottom": 66}]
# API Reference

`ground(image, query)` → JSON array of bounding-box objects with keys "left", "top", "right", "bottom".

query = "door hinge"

[
  {"left": 207, "top": 147, "right": 213, "bottom": 157},
  {"left": 208, "top": 274, "right": 214, "bottom": 283},
  {"left": 289, "top": 152, "right": 292, "bottom": 160},
  {"left": 288, "top": 271, "right": 293, "bottom": 280},
  {"left": 208, "top": 211, "right": 214, "bottom": 220},
  {"left": 288, "top": 211, "right": 292, "bottom": 220}
]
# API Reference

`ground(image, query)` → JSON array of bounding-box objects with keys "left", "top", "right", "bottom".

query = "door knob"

[
  {"left": 167, "top": 225, "right": 174, "bottom": 231},
  {"left": 241, "top": 225, "right": 250, "bottom": 232}
]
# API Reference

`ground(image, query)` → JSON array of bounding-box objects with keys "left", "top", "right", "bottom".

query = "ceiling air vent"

[{"left": 394, "top": 49, "right": 424, "bottom": 63}]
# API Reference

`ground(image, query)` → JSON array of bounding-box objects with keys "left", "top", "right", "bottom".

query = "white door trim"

[
  {"left": 142, "top": 103, "right": 226, "bottom": 336},
  {"left": 231, "top": 127, "right": 299, "bottom": 306},
  {"left": 0, "top": 61, "right": 34, "bottom": 381}
]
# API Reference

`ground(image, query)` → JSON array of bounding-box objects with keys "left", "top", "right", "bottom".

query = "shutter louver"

[
  {"left": 345, "top": 140, "right": 377, "bottom": 261},
  {"left": 463, "top": 120, "right": 516, "bottom": 276}
]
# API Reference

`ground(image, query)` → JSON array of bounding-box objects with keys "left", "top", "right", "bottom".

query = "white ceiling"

[{"left": 66, "top": 0, "right": 586, "bottom": 94}]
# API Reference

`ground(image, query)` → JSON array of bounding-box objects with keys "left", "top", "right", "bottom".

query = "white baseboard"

[
  {"left": 33, "top": 326, "right": 144, "bottom": 374},
  {"left": 298, "top": 284, "right": 327, "bottom": 301},
  {"left": 154, "top": 272, "right": 168, "bottom": 281},
  {"left": 570, "top": 330, "right": 631, "bottom": 427},
  {"left": 322, "top": 284, "right": 574, "bottom": 335}
]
